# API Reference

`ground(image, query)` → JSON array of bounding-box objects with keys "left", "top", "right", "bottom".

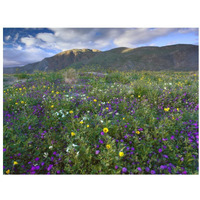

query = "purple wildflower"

[
  {"left": 3, "top": 148, "right": 6, "bottom": 152},
  {"left": 163, "top": 155, "right": 169, "bottom": 159},
  {"left": 180, "top": 157, "right": 184, "bottom": 161},
  {"left": 100, "top": 132, "right": 104, "bottom": 136},
  {"left": 99, "top": 140, "right": 104, "bottom": 144},
  {"left": 158, "top": 148, "right": 162, "bottom": 153},
  {"left": 47, "top": 164, "right": 53, "bottom": 171},
  {"left": 160, "top": 165, "right": 165, "bottom": 170},
  {"left": 137, "top": 167, "right": 142, "bottom": 172},
  {"left": 35, "top": 166, "right": 40, "bottom": 170},
  {"left": 95, "top": 150, "right": 100, "bottom": 155},
  {"left": 151, "top": 170, "right": 156, "bottom": 174},
  {"left": 170, "top": 135, "right": 175, "bottom": 140},
  {"left": 35, "top": 157, "right": 39, "bottom": 161},
  {"left": 145, "top": 167, "right": 150, "bottom": 172},
  {"left": 115, "top": 165, "right": 119, "bottom": 170},
  {"left": 122, "top": 167, "right": 127, "bottom": 173}
]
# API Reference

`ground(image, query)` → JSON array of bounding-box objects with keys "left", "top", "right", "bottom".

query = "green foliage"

[{"left": 3, "top": 70, "right": 198, "bottom": 174}]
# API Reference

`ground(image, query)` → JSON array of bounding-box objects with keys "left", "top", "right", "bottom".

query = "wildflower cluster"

[{"left": 3, "top": 70, "right": 198, "bottom": 174}]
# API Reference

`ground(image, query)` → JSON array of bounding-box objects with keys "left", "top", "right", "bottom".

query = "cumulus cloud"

[
  {"left": 3, "top": 46, "right": 55, "bottom": 68},
  {"left": 20, "top": 28, "right": 197, "bottom": 51},
  {"left": 113, "top": 28, "right": 178, "bottom": 47},
  {"left": 5, "top": 35, "right": 11, "bottom": 41}
]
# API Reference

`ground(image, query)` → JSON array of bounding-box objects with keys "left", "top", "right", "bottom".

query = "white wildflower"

[{"left": 43, "top": 152, "right": 48, "bottom": 158}]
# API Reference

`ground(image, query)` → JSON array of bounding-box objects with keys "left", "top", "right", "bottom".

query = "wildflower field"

[{"left": 3, "top": 70, "right": 199, "bottom": 174}]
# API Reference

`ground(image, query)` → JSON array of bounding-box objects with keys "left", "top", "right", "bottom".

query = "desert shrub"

[
  {"left": 14, "top": 73, "right": 30, "bottom": 79},
  {"left": 63, "top": 68, "right": 79, "bottom": 84}
]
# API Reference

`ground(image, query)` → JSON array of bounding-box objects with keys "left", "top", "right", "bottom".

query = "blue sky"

[{"left": 3, "top": 28, "right": 198, "bottom": 68}]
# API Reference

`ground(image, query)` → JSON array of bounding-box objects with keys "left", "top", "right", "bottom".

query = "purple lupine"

[{"left": 158, "top": 148, "right": 162, "bottom": 153}]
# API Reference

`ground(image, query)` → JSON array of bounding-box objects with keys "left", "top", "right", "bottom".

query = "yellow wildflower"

[
  {"left": 164, "top": 108, "right": 170, "bottom": 112},
  {"left": 177, "top": 108, "right": 179, "bottom": 111},
  {"left": 106, "top": 144, "right": 111, "bottom": 149},
  {"left": 136, "top": 131, "right": 140, "bottom": 134},
  {"left": 13, "top": 161, "right": 18, "bottom": 165},
  {"left": 6, "top": 169, "right": 10, "bottom": 174},
  {"left": 19, "top": 88, "right": 22, "bottom": 91},
  {"left": 15, "top": 102, "right": 18, "bottom": 105},
  {"left": 69, "top": 110, "right": 73, "bottom": 114},
  {"left": 80, "top": 121, "right": 84, "bottom": 124},
  {"left": 71, "top": 132, "right": 75, "bottom": 136},
  {"left": 106, "top": 107, "right": 109, "bottom": 110},
  {"left": 93, "top": 99, "right": 97, "bottom": 102},
  {"left": 51, "top": 105, "right": 54, "bottom": 108},
  {"left": 51, "top": 91, "right": 54, "bottom": 93},
  {"left": 87, "top": 125, "right": 90, "bottom": 128},
  {"left": 119, "top": 152, "right": 124, "bottom": 157},
  {"left": 21, "top": 101, "right": 24, "bottom": 104},
  {"left": 103, "top": 128, "right": 109, "bottom": 133}
]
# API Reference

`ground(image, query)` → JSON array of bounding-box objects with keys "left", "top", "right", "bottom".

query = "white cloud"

[
  {"left": 21, "top": 36, "right": 39, "bottom": 46},
  {"left": 3, "top": 46, "right": 55, "bottom": 68},
  {"left": 178, "top": 28, "right": 198, "bottom": 34},
  {"left": 113, "top": 28, "right": 177, "bottom": 47},
  {"left": 13, "top": 33, "right": 19, "bottom": 42},
  {"left": 5, "top": 35, "right": 11, "bottom": 41}
]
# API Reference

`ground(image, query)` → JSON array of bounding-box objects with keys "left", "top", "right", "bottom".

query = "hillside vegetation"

[
  {"left": 3, "top": 44, "right": 198, "bottom": 74},
  {"left": 3, "top": 69, "right": 198, "bottom": 174}
]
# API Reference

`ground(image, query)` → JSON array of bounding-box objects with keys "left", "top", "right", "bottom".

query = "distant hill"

[{"left": 3, "top": 44, "right": 198, "bottom": 74}]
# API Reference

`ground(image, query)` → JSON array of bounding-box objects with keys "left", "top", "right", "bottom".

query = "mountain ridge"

[{"left": 3, "top": 44, "right": 198, "bottom": 73}]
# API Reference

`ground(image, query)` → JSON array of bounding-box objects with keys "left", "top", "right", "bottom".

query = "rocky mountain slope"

[{"left": 3, "top": 44, "right": 198, "bottom": 73}]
